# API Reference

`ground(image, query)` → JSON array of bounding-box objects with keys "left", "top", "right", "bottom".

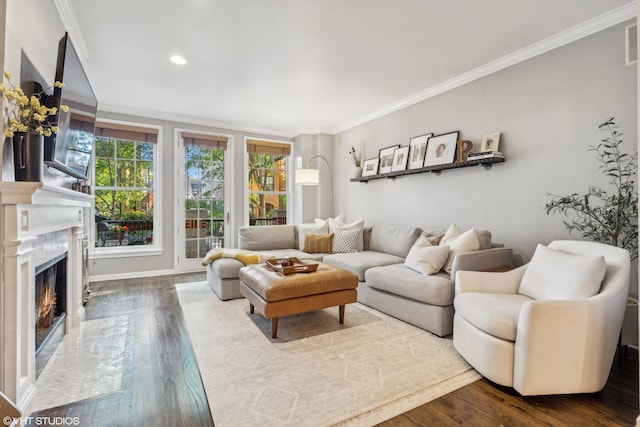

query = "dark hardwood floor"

[{"left": 30, "top": 273, "right": 639, "bottom": 426}]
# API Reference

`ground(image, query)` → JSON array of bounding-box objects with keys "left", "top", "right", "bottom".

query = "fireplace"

[
  {"left": 0, "top": 182, "right": 92, "bottom": 410},
  {"left": 34, "top": 253, "right": 67, "bottom": 378}
]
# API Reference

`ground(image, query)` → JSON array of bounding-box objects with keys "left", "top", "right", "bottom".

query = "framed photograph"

[
  {"left": 391, "top": 146, "right": 410, "bottom": 172},
  {"left": 361, "top": 158, "right": 380, "bottom": 177},
  {"left": 423, "top": 131, "right": 459, "bottom": 167},
  {"left": 481, "top": 132, "right": 500, "bottom": 152},
  {"left": 378, "top": 145, "right": 400, "bottom": 174},
  {"left": 408, "top": 133, "right": 432, "bottom": 169}
]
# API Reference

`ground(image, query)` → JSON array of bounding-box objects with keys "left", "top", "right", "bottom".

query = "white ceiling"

[{"left": 62, "top": 0, "right": 635, "bottom": 137}]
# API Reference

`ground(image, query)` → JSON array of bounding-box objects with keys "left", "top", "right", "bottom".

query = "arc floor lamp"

[{"left": 295, "top": 155, "right": 334, "bottom": 211}]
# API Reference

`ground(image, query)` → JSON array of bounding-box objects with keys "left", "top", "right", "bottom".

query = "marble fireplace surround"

[{"left": 0, "top": 182, "right": 92, "bottom": 410}]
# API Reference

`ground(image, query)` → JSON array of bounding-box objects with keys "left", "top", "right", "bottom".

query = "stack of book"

[{"left": 467, "top": 151, "right": 504, "bottom": 161}]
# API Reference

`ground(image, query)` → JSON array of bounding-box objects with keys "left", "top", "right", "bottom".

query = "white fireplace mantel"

[{"left": 0, "top": 182, "right": 93, "bottom": 410}]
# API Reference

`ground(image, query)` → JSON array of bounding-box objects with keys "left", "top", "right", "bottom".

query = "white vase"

[{"left": 353, "top": 166, "right": 362, "bottom": 178}]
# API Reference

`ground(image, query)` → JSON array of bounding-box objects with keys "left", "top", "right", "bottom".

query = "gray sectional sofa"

[{"left": 205, "top": 223, "right": 513, "bottom": 336}]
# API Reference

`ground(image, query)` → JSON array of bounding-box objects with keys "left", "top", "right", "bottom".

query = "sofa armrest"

[
  {"left": 455, "top": 265, "right": 527, "bottom": 295},
  {"left": 450, "top": 247, "right": 514, "bottom": 278},
  {"left": 513, "top": 296, "right": 622, "bottom": 395}
]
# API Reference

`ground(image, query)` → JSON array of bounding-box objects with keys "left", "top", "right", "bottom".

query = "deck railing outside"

[
  {"left": 96, "top": 220, "right": 153, "bottom": 247},
  {"left": 249, "top": 217, "right": 286, "bottom": 226}
]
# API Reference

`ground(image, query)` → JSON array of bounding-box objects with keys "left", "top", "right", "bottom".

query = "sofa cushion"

[
  {"left": 519, "top": 244, "right": 606, "bottom": 300},
  {"left": 477, "top": 230, "right": 492, "bottom": 250},
  {"left": 303, "top": 233, "right": 333, "bottom": 253},
  {"left": 208, "top": 257, "right": 245, "bottom": 279},
  {"left": 297, "top": 222, "right": 329, "bottom": 250},
  {"left": 404, "top": 237, "right": 450, "bottom": 275},
  {"left": 368, "top": 225, "right": 422, "bottom": 258},
  {"left": 366, "top": 264, "right": 454, "bottom": 306},
  {"left": 238, "top": 225, "right": 296, "bottom": 251},
  {"left": 323, "top": 251, "right": 405, "bottom": 281},
  {"left": 454, "top": 293, "right": 532, "bottom": 341},
  {"left": 332, "top": 229, "right": 361, "bottom": 253}
]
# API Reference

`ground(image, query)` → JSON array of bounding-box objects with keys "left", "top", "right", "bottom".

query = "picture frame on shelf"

[
  {"left": 481, "top": 132, "right": 500, "bottom": 152},
  {"left": 423, "top": 131, "right": 459, "bottom": 167},
  {"left": 361, "top": 158, "right": 380, "bottom": 177},
  {"left": 378, "top": 145, "right": 400, "bottom": 174},
  {"left": 391, "top": 146, "right": 410, "bottom": 172},
  {"left": 408, "top": 133, "right": 432, "bottom": 169}
]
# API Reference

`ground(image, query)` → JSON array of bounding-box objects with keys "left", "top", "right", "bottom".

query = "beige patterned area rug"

[{"left": 177, "top": 281, "right": 480, "bottom": 427}]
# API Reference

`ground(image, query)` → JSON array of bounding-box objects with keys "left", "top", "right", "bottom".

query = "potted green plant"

[{"left": 545, "top": 117, "right": 638, "bottom": 260}]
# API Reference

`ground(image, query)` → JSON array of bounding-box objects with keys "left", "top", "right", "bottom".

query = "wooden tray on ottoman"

[{"left": 265, "top": 257, "right": 318, "bottom": 275}]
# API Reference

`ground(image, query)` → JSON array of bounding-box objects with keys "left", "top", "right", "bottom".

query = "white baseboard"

[{"left": 89, "top": 268, "right": 178, "bottom": 283}]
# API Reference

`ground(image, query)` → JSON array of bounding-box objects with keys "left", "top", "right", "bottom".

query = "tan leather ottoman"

[{"left": 239, "top": 262, "right": 358, "bottom": 338}]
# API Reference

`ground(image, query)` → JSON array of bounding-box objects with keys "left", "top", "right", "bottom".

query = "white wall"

[{"left": 334, "top": 20, "right": 637, "bottom": 270}]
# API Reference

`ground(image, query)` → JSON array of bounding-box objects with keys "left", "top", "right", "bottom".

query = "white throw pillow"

[
  {"left": 441, "top": 227, "right": 480, "bottom": 274},
  {"left": 335, "top": 219, "right": 364, "bottom": 251},
  {"left": 404, "top": 239, "right": 450, "bottom": 275},
  {"left": 332, "top": 228, "right": 360, "bottom": 253},
  {"left": 440, "top": 223, "right": 463, "bottom": 246},
  {"left": 519, "top": 244, "right": 606, "bottom": 300},
  {"left": 315, "top": 213, "right": 345, "bottom": 233},
  {"left": 297, "top": 222, "right": 328, "bottom": 250}
]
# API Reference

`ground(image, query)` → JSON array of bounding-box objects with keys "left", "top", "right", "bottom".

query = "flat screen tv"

[{"left": 45, "top": 32, "right": 98, "bottom": 181}]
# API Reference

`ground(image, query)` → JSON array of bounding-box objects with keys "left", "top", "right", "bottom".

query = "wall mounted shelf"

[{"left": 350, "top": 156, "right": 504, "bottom": 183}]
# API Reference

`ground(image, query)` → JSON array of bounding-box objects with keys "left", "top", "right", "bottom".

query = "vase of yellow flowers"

[{"left": 1, "top": 71, "right": 67, "bottom": 181}]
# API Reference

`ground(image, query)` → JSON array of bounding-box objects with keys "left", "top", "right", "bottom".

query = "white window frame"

[
  {"left": 243, "top": 137, "right": 293, "bottom": 226},
  {"left": 92, "top": 119, "right": 163, "bottom": 258},
  {"left": 174, "top": 129, "right": 234, "bottom": 269}
]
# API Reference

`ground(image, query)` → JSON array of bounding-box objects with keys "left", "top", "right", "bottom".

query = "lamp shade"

[{"left": 295, "top": 168, "right": 319, "bottom": 185}]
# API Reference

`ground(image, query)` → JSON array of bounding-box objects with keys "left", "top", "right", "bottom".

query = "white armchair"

[{"left": 453, "top": 240, "right": 630, "bottom": 396}]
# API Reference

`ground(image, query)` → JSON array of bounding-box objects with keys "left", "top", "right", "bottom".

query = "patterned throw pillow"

[
  {"left": 303, "top": 233, "right": 333, "bottom": 254},
  {"left": 332, "top": 229, "right": 361, "bottom": 253}
]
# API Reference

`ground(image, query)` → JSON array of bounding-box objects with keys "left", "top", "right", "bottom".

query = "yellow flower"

[
  {"left": 60, "top": 105, "right": 69, "bottom": 113},
  {"left": 54, "top": 81, "right": 65, "bottom": 88},
  {"left": 4, "top": 129, "right": 14, "bottom": 137},
  {"left": 1, "top": 71, "right": 63, "bottom": 136}
]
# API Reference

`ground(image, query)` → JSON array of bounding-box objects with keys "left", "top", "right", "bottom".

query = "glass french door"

[{"left": 176, "top": 133, "right": 230, "bottom": 271}]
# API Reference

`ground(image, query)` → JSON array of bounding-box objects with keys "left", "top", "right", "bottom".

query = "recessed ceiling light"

[{"left": 170, "top": 55, "right": 187, "bottom": 65}]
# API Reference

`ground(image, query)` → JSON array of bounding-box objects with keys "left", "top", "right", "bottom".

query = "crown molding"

[
  {"left": 333, "top": 2, "right": 637, "bottom": 135},
  {"left": 98, "top": 103, "right": 296, "bottom": 139},
  {"left": 53, "top": 0, "right": 89, "bottom": 61}
]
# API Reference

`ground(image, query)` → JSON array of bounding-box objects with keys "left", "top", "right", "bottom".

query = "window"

[
  {"left": 182, "top": 132, "right": 227, "bottom": 258},
  {"left": 247, "top": 139, "right": 291, "bottom": 226},
  {"left": 93, "top": 122, "right": 159, "bottom": 250}
]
